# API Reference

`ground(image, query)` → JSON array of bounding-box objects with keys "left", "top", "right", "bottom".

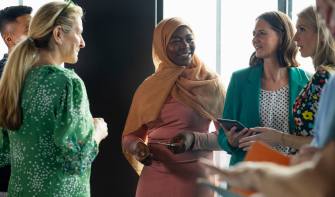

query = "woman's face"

[
  {"left": 252, "top": 18, "right": 283, "bottom": 60},
  {"left": 293, "top": 18, "right": 319, "bottom": 58},
  {"left": 61, "top": 16, "right": 85, "bottom": 64},
  {"left": 166, "top": 26, "right": 196, "bottom": 66}
]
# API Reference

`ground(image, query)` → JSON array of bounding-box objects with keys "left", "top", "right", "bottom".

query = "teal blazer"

[{"left": 218, "top": 65, "right": 312, "bottom": 166}]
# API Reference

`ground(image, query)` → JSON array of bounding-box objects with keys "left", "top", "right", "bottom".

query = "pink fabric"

[{"left": 122, "top": 95, "right": 218, "bottom": 197}]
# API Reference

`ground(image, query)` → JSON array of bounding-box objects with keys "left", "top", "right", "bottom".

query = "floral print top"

[
  {"left": 292, "top": 69, "right": 331, "bottom": 153},
  {"left": 0, "top": 65, "right": 98, "bottom": 197}
]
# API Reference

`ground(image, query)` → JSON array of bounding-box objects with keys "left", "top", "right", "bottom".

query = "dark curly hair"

[
  {"left": 0, "top": 5, "right": 32, "bottom": 35},
  {"left": 249, "top": 11, "right": 300, "bottom": 68}
]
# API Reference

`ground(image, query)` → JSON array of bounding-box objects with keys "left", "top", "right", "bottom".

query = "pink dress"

[{"left": 122, "top": 95, "right": 221, "bottom": 197}]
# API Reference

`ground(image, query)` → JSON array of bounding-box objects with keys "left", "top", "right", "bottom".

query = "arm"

[
  {"left": 53, "top": 79, "right": 100, "bottom": 176},
  {"left": 311, "top": 74, "right": 335, "bottom": 148},
  {"left": 0, "top": 127, "right": 10, "bottom": 167},
  {"left": 122, "top": 124, "right": 148, "bottom": 155},
  {"left": 191, "top": 122, "right": 222, "bottom": 151},
  {"left": 199, "top": 140, "right": 335, "bottom": 197},
  {"left": 258, "top": 140, "right": 335, "bottom": 197},
  {"left": 122, "top": 125, "right": 153, "bottom": 166},
  {"left": 218, "top": 73, "right": 251, "bottom": 153},
  {"left": 240, "top": 128, "right": 313, "bottom": 150},
  {"left": 280, "top": 71, "right": 329, "bottom": 150},
  {"left": 192, "top": 131, "right": 221, "bottom": 151}
]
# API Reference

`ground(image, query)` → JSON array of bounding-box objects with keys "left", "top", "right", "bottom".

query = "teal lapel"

[
  {"left": 244, "top": 65, "right": 263, "bottom": 128},
  {"left": 288, "top": 68, "right": 306, "bottom": 133}
]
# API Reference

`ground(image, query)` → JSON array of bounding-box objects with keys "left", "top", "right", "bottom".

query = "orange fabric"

[
  {"left": 231, "top": 141, "right": 292, "bottom": 196},
  {"left": 122, "top": 17, "right": 226, "bottom": 175}
]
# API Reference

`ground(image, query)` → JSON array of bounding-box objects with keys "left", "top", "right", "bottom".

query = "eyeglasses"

[{"left": 54, "top": 1, "right": 75, "bottom": 26}]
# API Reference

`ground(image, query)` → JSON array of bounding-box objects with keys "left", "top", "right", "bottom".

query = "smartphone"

[
  {"left": 157, "top": 142, "right": 177, "bottom": 147},
  {"left": 217, "top": 118, "right": 246, "bottom": 132}
]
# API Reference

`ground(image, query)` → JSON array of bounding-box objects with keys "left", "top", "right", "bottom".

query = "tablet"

[{"left": 217, "top": 118, "right": 246, "bottom": 132}]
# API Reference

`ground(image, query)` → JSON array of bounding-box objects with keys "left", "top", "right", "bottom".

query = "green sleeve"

[
  {"left": 218, "top": 73, "right": 244, "bottom": 155},
  {"left": 0, "top": 127, "right": 10, "bottom": 167},
  {"left": 54, "top": 78, "right": 99, "bottom": 175}
]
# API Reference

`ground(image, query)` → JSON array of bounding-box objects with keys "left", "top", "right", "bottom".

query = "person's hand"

[
  {"left": 167, "top": 132, "right": 195, "bottom": 154},
  {"left": 290, "top": 145, "right": 319, "bottom": 166},
  {"left": 134, "top": 142, "right": 153, "bottom": 166},
  {"left": 220, "top": 124, "right": 252, "bottom": 148},
  {"left": 239, "top": 127, "right": 281, "bottom": 151},
  {"left": 198, "top": 158, "right": 279, "bottom": 191},
  {"left": 93, "top": 118, "right": 108, "bottom": 146}
]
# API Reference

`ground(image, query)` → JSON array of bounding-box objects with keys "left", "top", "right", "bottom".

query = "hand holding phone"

[{"left": 217, "top": 118, "right": 252, "bottom": 148}]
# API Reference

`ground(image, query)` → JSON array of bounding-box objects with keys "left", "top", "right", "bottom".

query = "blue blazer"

[{"left": 218, "top": 65, "right": 312, "bottom": 166}]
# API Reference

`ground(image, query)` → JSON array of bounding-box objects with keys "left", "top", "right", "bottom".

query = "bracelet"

[{"left": 281, "top": 132, "right": 286, "bottom": 150}]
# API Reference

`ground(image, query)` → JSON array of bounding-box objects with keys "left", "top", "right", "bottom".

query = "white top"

[{"left": 260, "top": 84, "right": 290, "bottom": 155}]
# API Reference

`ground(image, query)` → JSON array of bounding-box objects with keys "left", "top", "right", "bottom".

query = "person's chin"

[
  {"left": 255, "top": 53, "right": 263, "bottom": 58},
  {"left": 65, "top": 59, "right": 78, "bottom": 64}
]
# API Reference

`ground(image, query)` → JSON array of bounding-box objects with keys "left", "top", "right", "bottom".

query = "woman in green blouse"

[{"left": 0, "top": 1, "right": 108, "bottom": 196}]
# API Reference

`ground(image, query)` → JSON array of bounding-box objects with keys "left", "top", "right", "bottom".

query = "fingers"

[
  {"left": 237, "top": 128, "right": 252, "bottom": 138},
  {"left": 239, "top": 141, "right": 254, "bottom": 149},
  {"left": 168, "top": 133, "right": 184, "bottom": 144},
  {"left": 167, "top": 138, "right": 186, "bottom": 154},
  {"left": 134, "top": 143, "right": 153, "bottom": 166},
  {"left": 141, "top": 153, "right": 153, "bottom": 166},
  {"left": 239, "top": 133, "right": 257, "bottom": 143}
]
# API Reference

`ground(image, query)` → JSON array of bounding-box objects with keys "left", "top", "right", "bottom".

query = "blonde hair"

[
  {"left": 0, "top": 1, "right": 83, "bottom": 131},
  {"left": 297, "top": 5, "right": 335, "bottom": 72}
]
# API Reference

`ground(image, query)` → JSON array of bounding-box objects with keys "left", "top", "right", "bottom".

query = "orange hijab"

[{"left": 122, "top": 17, "right": 226, "bottom": 175}]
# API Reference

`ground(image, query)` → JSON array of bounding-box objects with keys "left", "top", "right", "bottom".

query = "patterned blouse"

[
  {"left": 0, "top": 65, "right": 98, "bottom": 197},
  {"left": 292, "top": 69, "right": 331, "bottom": 153},
  {"left": 260, "top": 84, "right": 290, "bottom": 155}
]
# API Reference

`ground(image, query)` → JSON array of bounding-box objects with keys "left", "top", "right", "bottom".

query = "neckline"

[{"left": 260, "top": 83, "right": 289, "bottom": 92}]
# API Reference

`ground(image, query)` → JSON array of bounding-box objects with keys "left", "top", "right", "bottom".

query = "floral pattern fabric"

[
  {"left": 0, "top": 65, "right": 98, "bottom": 197},
  {"left": 292, "top": 69, "right": 331, "bottom": 153},
  {"left": 0, "top": 129, "right": 10, "bottom": 167}
]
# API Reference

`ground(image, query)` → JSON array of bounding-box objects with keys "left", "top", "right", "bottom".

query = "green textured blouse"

[{"left": 0, "top": 65, "right": 98, "bottom": 197}]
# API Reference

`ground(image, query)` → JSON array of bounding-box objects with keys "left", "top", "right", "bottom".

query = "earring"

[{"left": 13, "top": 42, "right": 16, "bottom": 46}]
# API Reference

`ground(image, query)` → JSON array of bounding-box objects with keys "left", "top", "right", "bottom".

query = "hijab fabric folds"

[{"left": 122, "top": 17, "right": 226, "bottom": 175}]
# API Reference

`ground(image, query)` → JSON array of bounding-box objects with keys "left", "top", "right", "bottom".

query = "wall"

[{"left": 66, "top": 0, "right": 156, "bottom": 196}]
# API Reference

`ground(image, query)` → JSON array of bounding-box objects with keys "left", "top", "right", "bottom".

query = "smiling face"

[
  {"left": 166, "top": 26, "right": 195, "bottom": 67},
  {"left": 61, "top": 16, "right": 85, "bottom": 64},
  {"left": 252, "top": 18, "right": 283, "bottom": 60},
  {"left": 293, "top": 18, "right": 319, "bottom": 58}
]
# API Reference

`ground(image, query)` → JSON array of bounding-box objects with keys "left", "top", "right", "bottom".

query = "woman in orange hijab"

[{"left": 122, "top": 17, "right": 226, "bottom": 197}]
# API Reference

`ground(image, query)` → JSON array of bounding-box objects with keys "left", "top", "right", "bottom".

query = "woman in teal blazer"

[{"left": 218, "top": 11, "right": 312, "bottom": 166}]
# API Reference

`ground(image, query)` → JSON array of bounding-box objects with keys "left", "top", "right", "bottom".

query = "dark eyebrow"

[{"left": 170, "top": 34, "right": 193, "bottom": 39}]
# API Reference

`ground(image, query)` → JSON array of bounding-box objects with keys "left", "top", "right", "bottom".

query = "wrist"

[{"left": 189, "top": 133, "right": 195, "bottom": 150}]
